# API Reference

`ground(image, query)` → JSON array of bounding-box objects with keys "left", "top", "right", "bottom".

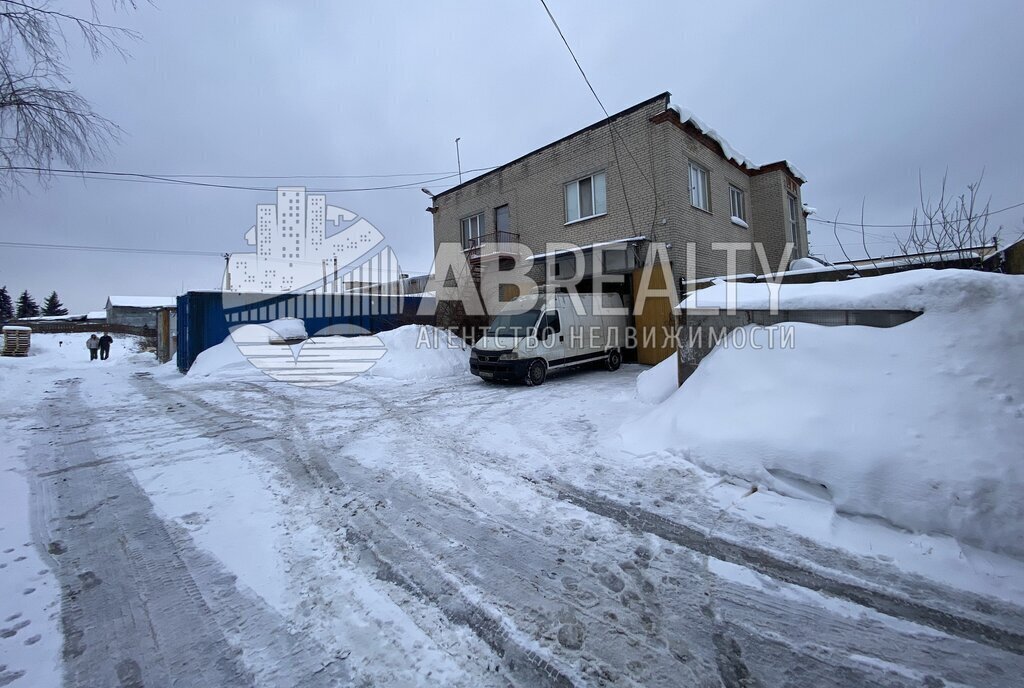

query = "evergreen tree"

[
  {"left": 42, "top": 291, "right": 69, "bottom": 317},
  {"left": 0, "top": 286, "right": 13, "bottom": 322},
  {"left": 16, "top": 290, "right": 40, "bottom": 319}
]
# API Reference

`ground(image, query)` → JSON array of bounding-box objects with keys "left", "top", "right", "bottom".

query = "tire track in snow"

[
  {"left": 28, "top": 377, "right": 349, "bottom": 688},
  {"left": 551, "top": 479, "right": 1024, "bottom": 656},
  {"left": 148, "top": 374, "right": 1024, "bottom": 686},
  {"left": 132, "top": 375, "right": 526, "bottom": 687}
]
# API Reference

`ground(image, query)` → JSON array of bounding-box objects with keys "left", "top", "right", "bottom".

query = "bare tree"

[
  {"left": 0, "top": 1, "right": 140, "bottom": 191},
  {"left": 896, "top": 171, "right": 1002, "bottom": 269}
]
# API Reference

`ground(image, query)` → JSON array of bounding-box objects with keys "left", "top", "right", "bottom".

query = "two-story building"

[{"left": 428, "top": 92, "right": 809, "bottom": 363}]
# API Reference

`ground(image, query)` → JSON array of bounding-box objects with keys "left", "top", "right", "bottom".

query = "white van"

[{"left": 470, "top": 292, "right": 629, "bottom": 385}]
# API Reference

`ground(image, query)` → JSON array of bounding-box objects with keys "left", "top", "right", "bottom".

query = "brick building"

[{"left": 428, "top": 92, "right": 809, "bottom": 362}]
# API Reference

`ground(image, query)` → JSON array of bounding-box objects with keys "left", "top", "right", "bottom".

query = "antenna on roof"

[{"left": 455, "top": 137, "right": 463, "bottom": 184}]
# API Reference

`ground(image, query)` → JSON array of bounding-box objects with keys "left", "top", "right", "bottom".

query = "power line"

[
  {"left": 0, "top": 166, "right": 499, "bottom": 193},
  {"left": 0, "top": 240, "right": 436, "bottom": 275},
  {"left": 538, "top": 0, "right": 640, "bottom": 237},
  {"left": 807, "top": 200, "right": 1024, "bottom": 230},
  {"left": 0, "top": 240, "right": 224, "bottom": 258}
]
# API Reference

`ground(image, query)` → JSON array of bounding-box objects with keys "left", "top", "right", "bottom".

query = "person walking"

[
  {"left": 99, "top": 332, "right": 113, "bottom": 360},
  {"left": 86, "top": 334, "right": 100, "bottom": 361}
]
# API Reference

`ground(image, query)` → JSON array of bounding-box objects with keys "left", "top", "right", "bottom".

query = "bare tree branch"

[
  {"left": 896, "top": 171, "right": 1000, "bottom": 269},
  {"left": 0, "top": 0, "right": 140, "bottom": 191}
]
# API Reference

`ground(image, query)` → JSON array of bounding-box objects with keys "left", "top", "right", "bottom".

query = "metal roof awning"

[{"left": 529, "top": 236, "right": 647, "bottom": 262}]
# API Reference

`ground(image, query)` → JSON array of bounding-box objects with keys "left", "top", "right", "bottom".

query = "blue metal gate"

[{"left": 176, "top": 290, "right": 434, "bottom": 372}]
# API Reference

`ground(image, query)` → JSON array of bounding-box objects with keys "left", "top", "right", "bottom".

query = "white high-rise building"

[{"left": 224, "top": 187, "right": 390, "bottom": 293}]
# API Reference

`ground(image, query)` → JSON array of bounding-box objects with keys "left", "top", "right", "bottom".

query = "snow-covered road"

[{"left": 2, "top": 335, "right": 1023, "bottom": 687}]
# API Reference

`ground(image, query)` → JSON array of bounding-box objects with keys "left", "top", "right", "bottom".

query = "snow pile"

[
  {"left": 627, "top": 269, "right": 1024, "bottom": 558},
  {"left": 185, "top": 337, "right": 251, "bottom": 378},
  {"left": 186, "top": 324, "right": 469, "bottom": 382},
  {"left": 668, "top": 103, "right": 807, "bottom": 182},
  {"left": 635, "top": 354, "right": 679, "bottom": 404},
  {"left": 267, "top": 317, "right": 307, "bottom": 341},
  {"left": 362, "top": 325, "right": 469, "bottom": 380}
]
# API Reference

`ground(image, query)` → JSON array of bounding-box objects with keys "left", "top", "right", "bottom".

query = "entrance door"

[{"left": 631, "top": 260, "right": 677, "bottom": 365}]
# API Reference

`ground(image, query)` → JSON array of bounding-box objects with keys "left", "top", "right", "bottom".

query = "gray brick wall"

[{"left": 431, "top": 95, "right": 806, "bottom": 290}]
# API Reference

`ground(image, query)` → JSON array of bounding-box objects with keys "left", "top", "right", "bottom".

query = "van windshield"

[{"left": 486, "top": 309, "right": 542, "bottom": 338}]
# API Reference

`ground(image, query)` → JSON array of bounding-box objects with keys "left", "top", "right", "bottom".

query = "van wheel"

[
  {"left": 606, "top": 349, "right": 622, "bottom": 371},
  {"left": 526, "top": 359, "right": 547, "bottom": 386}
]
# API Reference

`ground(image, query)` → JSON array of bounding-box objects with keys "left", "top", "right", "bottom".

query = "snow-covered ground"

[{"left": 3, "top": 302, "right": 1024, "bottom": 686}]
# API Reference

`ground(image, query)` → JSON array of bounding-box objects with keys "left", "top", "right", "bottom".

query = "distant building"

[
  {"left": 223, "top": 187, "right": 397, "bottom": 293},
  {"left": 105, "top": 296, "right": 176, "bottom": 330}
]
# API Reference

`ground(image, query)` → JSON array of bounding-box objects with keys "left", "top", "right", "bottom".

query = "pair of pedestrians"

[{"left": 86, "top": 333, "right": 113, "bottom": 361}]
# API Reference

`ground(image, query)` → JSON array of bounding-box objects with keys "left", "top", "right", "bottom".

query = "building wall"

[
  {"left": 431, "top": 95, "right": 807, "bottom": 290},
  {"left": 750, "top": 169, "right": 806, "bottom": 273},
  {"left": 658, "top": 121, "right": 759, "bottom": 279},
  {"left": 107, "top": 306, "right": 162, "bottom": 329},
  {"left": 432, "top": 96, "right": 666, "bottom": 262}
]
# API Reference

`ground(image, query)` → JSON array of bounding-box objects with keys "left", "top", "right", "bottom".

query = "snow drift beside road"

[
  {"left": 635, "top": 354, "right": 679, "bottom": 404},
  {"left": 624, "top": 269, "right": 1024, "bottom": 558},
  {"left": 362, "top": 325, "right": 469, "bottom": 380},
  {"left": 186, "top": 324, "right": 468, "bottom": 381}
]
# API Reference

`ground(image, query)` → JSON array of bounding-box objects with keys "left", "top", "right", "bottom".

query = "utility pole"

[{"left": 455, "top": 137, "right": 462, "bottom": 184}]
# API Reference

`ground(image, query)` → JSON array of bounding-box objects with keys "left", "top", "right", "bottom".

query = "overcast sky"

[{"left": 3, "top": 0, "right": 1023, "bottom": 312}]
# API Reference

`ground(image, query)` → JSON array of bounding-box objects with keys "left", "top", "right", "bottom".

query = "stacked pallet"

[{"left": 1, "top": 326, "right": 31, "bottom": 356}]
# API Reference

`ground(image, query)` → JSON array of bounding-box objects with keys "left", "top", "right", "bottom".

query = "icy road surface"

[{"left": 2, "top": 338, "right": 1023, "bottom": 687}]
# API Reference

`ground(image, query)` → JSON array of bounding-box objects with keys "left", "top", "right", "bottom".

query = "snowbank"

[
  {"left": 362, "top": 325, "right": 469, "bottom": 380},
  {"left": 186, "top": 324, "right": 469, "bottom": 382},
  {"left": 267, "top": 317, "right": 307, "bottom": 341},
  {"left": 680, "top": 267, "right": 995, "bottom": 311},
  {"left": 626, "top": 269, "right": 1024, "bottom": 558},
  {"left": 185, "top": 337, "right": 252, "bottom": 378},
  {"left": 635, "top": 354, "right": 679, "bottom": 404}
]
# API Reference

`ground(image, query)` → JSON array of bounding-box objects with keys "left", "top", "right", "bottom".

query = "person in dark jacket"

[
  {"left": 98, "top": 332, "right": 113, "bottom": 360},
  {"left": 86, "top": 334, "right": 100, "bottom": 361}
]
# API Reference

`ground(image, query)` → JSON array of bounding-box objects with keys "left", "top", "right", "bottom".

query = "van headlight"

[
  {"left": 470, "top": 349, "right": 479, "bottom": 359},
  {"left": 498, "top": 352, "right": 519, "bottom": 361}
]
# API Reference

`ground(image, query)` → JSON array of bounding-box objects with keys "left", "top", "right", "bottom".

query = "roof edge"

[{"left": 433, "top": 92, "right": 671, "bottom": 200}]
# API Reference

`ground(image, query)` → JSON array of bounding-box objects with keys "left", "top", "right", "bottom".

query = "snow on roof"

[
  {"left": 679, "top": 268, "right": 1014, "bottom": 312},
  {"left": 87, "top": 311, "right": 107, "bottom": 320},
  {"left": 529, "top": 236, "right": 646, "bottom": 262},
  {"left": 3, "top": 325, "right": 32, "bottom": 331},
  {"left": 802, "top": 204, "right": 817, "bottom": 216},
  {"left": 26, "top": 314, "right": 87, "bottom": 321},
  {"left": 106, "top": 296, "right": 176, "bottom": 309},
  {"left": 668, "top": 103, "right": 807, "bottom": 183},
  {"left": 834, "top": 250, "right": 983, "bottom": 271}
]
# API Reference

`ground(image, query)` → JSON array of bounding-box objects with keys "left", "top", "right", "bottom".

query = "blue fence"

[{"left": 176, "top": 290, "right": 435, "bottom": 372}]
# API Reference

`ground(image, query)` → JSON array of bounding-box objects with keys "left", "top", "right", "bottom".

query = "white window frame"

[
  {"left": 689, "top": 161, "right": 710, "bottom": 212},
  {"left": 461, "top": 212, "right": 484, "bottom": 249},
  {"left": 787, "top": 194, "right": 801, "bottom": 250},
  {"left": 729, "top": 184, "right": 747, "bottom": 224},
  {"left": 564, "top": 171, "right": 607, "bottom": 224}
]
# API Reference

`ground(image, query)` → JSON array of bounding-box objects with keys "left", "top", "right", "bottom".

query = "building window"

[
  {"left": 564, "top": 171, "right": 606, "bottom": 223},
  {"left": 729, "top": 185, "right": 747, "bottom": 225},
  {"left": 495, "top": 204, "right": 510, "bottom": 239},
  {"left": 788, "top": 194, "right": 801, "bottom": 249},
  {"left": 689, "top": 162, "right": 710, "bottom": 212},
  {"left": 461, "top": 212, "right": 484, "bottom": 248}
]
